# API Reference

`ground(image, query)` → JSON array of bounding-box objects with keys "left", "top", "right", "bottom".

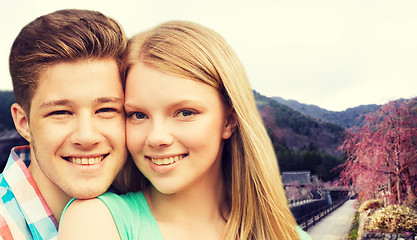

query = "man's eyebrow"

[
  {"left": 40, "top": 97, "right": 123, "bottom": 109},
  {"left": 40, "top": 99, "right": 71, "bottom": 109},
  {"left": 95, "top": 97, "right": 124, "bottom": 104}
]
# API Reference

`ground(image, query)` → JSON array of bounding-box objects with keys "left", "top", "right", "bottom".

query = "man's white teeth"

[
  {"left": 69, "top": 156, "right": 104, "bottom": 165},
  {"left": 151, "top": 155, "right": 184, "bottom": 165}
]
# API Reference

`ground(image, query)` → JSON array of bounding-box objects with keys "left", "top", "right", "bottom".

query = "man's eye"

[
  {"left": 97, "top": 108, "right": 118, "bottom": 114},
  {"left": 48, "top": 110, "right": 71, "bottom": 116},
  {"left": 96, "top": 107, "right": 122, "bottom": 119}
]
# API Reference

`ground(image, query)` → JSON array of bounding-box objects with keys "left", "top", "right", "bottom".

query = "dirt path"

[{"left": 307, "top": 199, "right": 357, "bottom": 240}]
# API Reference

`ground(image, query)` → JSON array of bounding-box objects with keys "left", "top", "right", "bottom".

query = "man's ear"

[
  {"left": 222, "top": 109, "right": 237, "bottom": 140},
  {"left": 11, "top": 103, "right": 31, "bottom": 142}
]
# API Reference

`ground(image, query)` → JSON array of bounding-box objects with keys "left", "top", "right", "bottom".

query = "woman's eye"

[
  {"left": 128, "top": 112, "right": 148, "bottom": 120},
  {"left": 177, "top": 109, "right": 197, "bottom": 118}
]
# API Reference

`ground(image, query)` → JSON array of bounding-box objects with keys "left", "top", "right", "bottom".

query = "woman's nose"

[{"left": 145, "top": 121, "right": 174, "bottom": 148}]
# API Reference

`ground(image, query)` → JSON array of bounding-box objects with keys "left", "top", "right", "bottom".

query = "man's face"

[{"left": 27, "top": 58, "right": 127, "bottom": 199}]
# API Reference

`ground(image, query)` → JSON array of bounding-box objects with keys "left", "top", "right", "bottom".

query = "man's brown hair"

[{"left": 9, "top": 9, "right": 127, "bottom": 113}]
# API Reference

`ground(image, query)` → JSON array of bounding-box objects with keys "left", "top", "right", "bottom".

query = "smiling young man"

[{"left": 0, "top": 9, "right": 128, "bottom": 239}]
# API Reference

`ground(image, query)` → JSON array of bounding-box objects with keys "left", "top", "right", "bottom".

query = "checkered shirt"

[{"left": 0, "top": 146, "right": 58, "bottom": 240}]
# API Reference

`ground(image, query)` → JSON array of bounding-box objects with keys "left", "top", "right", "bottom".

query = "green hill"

[{"left": 254, "top": 91, "right": 345, "bottom": 181}]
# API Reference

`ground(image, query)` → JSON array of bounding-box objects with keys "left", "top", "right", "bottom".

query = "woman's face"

[{"left": 124, "top": 63, "right": 235, "bottom": 194}]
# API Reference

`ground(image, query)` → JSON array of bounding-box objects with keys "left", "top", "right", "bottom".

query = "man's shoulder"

[
  {"left": 0, "top": 145, "right": 32, "bottom": 211},
  {"left": 0, "top": 172, "right": 57, "bottom": 240},
  {"left": 0, "top": 175, "right": 32, "bottom": 240},
  {"left": 0, "top": 146, "right": 57, "bottom": 239}
]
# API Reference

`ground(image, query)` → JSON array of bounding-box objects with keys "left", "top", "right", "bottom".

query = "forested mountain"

[
  {"left": 256, "top": 92, "right": 344, "bottom": 153},
  {"left": 272, "top": 96, "right": 381, "bottom": 129},
  {"left": 254, "top": 91, "right": 345, "bottom": 180}
]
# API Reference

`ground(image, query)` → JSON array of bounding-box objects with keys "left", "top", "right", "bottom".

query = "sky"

[{"left": 1, "top": 0, "right": 416, "bottom": 111}]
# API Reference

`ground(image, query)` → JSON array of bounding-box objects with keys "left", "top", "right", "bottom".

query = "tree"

[{"left": 338, "top": 98, "right": 417, "bottom": 204}]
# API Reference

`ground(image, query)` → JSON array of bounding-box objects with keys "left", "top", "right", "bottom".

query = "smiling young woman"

[{"left": 58, "top": 21, "right": 312, "bottom": 240}]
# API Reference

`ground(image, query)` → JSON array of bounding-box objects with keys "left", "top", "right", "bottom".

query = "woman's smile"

[{"left": 147, "top": 154, "right": 188, "bottom": 166}]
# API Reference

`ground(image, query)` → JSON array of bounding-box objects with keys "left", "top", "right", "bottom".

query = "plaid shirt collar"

[{"left": 1, "top": 145, "right": 58, "bottom": 239}]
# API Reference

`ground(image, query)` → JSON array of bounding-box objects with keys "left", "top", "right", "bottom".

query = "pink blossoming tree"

[{"left": 338, "top": 98, "right": 417, "bottom": 204}]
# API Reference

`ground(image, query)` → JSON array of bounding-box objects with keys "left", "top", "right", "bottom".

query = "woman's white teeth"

[
  {"left": 69, "top": 156, "right": 104, "bottom": 165},
  {"left": 151, "top": 155, "right": 183, "bottom": 165}
]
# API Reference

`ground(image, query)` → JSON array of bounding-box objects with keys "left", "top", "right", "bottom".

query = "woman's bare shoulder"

[{"left": 58, "top": 198, "right": 120, "bottom": 240}]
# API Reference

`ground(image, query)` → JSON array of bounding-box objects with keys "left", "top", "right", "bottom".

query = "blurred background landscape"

[{"left": 1, "top": 0, "right": 417, "bottom": 237}]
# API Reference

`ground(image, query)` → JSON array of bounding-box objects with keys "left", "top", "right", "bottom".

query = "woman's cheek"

[{"left": 126, "top": 124, "right": 146, "bottom": 154}]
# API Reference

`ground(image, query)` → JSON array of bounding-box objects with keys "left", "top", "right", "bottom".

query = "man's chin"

[{"left": 69, "top": 188, "right": 108, "bottom": 199}]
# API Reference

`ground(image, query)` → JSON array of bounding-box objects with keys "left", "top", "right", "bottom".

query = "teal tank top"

[
  {"left": 97, "top": 191, "right": 164, "bottom": 240},
  {"left": 62, "top": 191, "right": 312, "bottom": 240}
]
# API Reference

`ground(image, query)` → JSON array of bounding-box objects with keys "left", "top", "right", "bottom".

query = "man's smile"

[{"left": 63, "top": 154, "right": 109, "bottom": 165}]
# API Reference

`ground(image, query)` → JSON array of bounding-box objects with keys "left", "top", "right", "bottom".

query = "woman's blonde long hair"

[{"left": 121, "top": 21, "right": 300, "bottom": 240}]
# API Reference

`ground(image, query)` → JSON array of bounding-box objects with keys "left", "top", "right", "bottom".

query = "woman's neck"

[{"left": 144, "top": 174, "right": 227, "bottom": 240}]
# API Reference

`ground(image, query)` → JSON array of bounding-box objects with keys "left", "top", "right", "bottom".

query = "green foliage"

[
  {"left": 274, "top": 143, "right": 344, "bottom": 181},
  {"left": 256, "top": 91, "right": 344, "bottom": 136},
  {"left": 348, "top": 212, "right": 360, "bottom": 240},
  {"left": 252, "top": 90, "right": 346, "bottom": 181},
  {"left": 255, "top": 91, "right": 345, "bottom": 158}
]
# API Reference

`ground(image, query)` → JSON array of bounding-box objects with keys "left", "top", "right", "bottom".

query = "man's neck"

[{"left": 28, "top": 159, "right": 71, "bottom": 222}]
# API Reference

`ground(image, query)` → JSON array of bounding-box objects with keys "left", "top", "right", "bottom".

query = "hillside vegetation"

[{"left": 255, "top": 91, "right": 345, "bottom": 181}]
